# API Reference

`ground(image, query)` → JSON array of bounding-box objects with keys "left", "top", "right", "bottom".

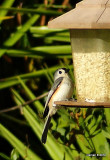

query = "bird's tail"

[{"left": 41, "top": 115, "right": 51, "bottom": 144}]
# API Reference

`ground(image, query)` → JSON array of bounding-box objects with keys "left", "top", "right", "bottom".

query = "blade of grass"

[
  {"left": 28, "top": 4, "right": 69, "bottom": 9},
  {"left": 0, "top": 0, "right": 15, "bottom": 23},
  {"left": 104, "top": 108, "right": 110, "bottom": 126},
  {"left": 0, "top": 7, "right": 63, "bottom": 16},
  {"left": 4, "top": 15, "right": 40, "bottom": 47},
  {"left": 92, "top": 132, "right": 109, "bottom": 160},
  {"left": 1, "top": 113, "right": 28, "bottom": 126},
  {"left": 0, "top": 16, "right": 14, "bottom": 20},
  {"left": 0, "top": 65, "right": 73, "bottom": 90},
  {"left": 31, "top": 45, "right": 71, "bottom": 54},
  {"left": 18, "top": 77, "right": 43, "bottom": 111},
  {"left": 44, "top": 35, "right": 70, "bottom": 43},
  {"left": 6, "top": 46, "right": 72, "bottom": 58},
  {"left": 102, "top": 127, "right": 110, "bottom": 139},
  {"left": 0, "top": 153, "right": 11, "bottom": 160},
  {"left": 11, "top": 88, "right": 38, "bottom": 120},
  {"left": 0, "top": 78, "right": 28, "bottom": 90},
  {"left": 0, "top": 124, "right": 41, "bottom": 160},
  {"left": 75, "top": 134, "right": 92, "bottom": 154},
  {"left": 0, "top": 14, "right": 40, "bottom": 57},
  {"left": 43, "top": 65, "right": 53, "bottom": 85},
  {"left": 45, "top": 4, "right": 69, "bottom": 9},
  {"left": 89, "top": 115, "right": 102, "bottom": 135},
  {"left": 30, "top": 26, "right": 68, "bottom": 35},
  {"left": 6, "top": 45, "right": 71, "bottom": 55}
]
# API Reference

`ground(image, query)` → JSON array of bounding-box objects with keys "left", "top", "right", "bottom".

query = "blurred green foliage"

[{"left": 0, "top": 0, "right": 110, "bottom": 160}]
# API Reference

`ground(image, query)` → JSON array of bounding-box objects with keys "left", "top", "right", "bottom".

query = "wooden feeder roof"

[{"left": 48, "top": 0, "right": 110, "bottom": 29}]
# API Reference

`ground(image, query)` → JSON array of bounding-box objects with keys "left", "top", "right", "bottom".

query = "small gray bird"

[{"left": 41, "top": 68, "right": 74, "bottom": 144}]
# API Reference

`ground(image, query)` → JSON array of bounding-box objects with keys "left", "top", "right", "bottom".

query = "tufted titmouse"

[{"left": 41, "top": 68, "right": 74, "bottom": 144}]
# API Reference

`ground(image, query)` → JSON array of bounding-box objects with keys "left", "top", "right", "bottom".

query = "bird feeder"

[{"left": 48, "top": 0, "right": 110, "bottom": 103}]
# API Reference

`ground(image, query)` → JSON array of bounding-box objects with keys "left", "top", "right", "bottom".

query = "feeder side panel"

[{"left": 70, "top": 29, "right": 110, "bottom": 102}]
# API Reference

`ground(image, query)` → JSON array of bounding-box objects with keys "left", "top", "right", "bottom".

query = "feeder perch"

[{"left": 48, "top": 0, "right": 110, "bottom": 104}]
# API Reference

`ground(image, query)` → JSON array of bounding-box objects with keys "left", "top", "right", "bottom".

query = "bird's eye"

[{"left": 59, "top": 71, "right": 62, "bottom": 74}]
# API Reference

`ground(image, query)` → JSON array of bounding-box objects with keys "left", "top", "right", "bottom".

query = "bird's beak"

[{"left": 65, "top": 69, "right": 70, "bottom": 73}]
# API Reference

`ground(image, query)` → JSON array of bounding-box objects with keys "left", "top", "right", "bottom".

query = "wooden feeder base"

[{"left": 54, "top": 101, "right": 110, "bottom": 108}]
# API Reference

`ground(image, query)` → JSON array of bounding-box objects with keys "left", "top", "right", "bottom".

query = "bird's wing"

[{"left": 43, "top": 77, "right": 63, "bottom": 118}]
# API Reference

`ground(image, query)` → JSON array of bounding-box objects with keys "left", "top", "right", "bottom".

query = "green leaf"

[
  {"left": 18, "top": 77, "right": 43, "bottom": 111},
  {"left": 11, "top": 149, "right": 20, "bottom": 160},
  {"left": 102, "top": 127, "right": 110, "bottom": 139},
  {"left": 0, "top": 65, "right": 73, "bottom": 89},
  {"left": 0, "top": 14, "right": 40, "bottom": 57},
  {"left": 92, "top": 132, "right": 110, "bottom": 160},
  {"left": 0, "top": 152, "right": 11, "bottom": 160},
  {"left": 87, "top": 117, "right": 96, "bottom": 131},
  {"left": 104, "top": 108, "right": 110, "bottom": 126},
  {"left": 0, "top": 124, "right": 41, "bottom": 160},
  {"left": 4, "top": 15, "right": 40, "bottom": 47},
  {"left": 90, "top": 115, "right": 102, "bottom": 135},
  {"left": 0, "top": 7, "right": 63, "bottom": 16},
  {"left": 30, "top": 26, "right": 68, "bottom": 35},
  {"left": 0, "top": 0, "right": 15, "bottom": 23},
  {"left": 75, "top": 134, "right": 92, "bottom": 154},
  {"left": 6, "top": 45, "right": 71, "bottom": 58}
]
